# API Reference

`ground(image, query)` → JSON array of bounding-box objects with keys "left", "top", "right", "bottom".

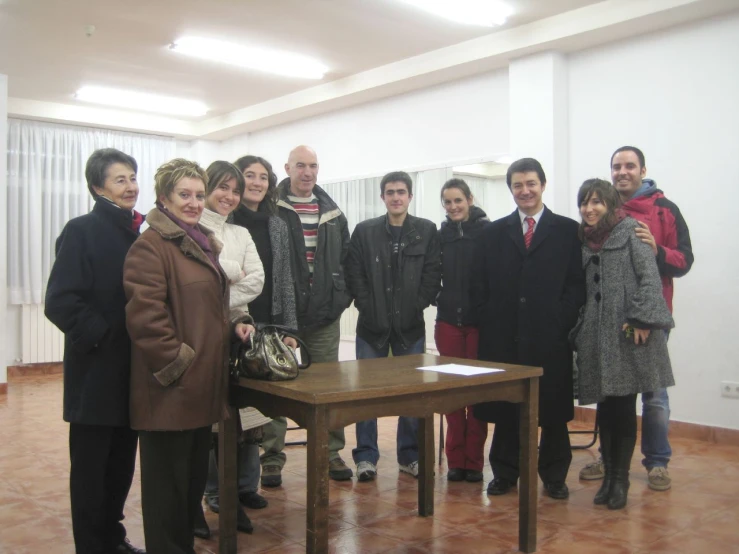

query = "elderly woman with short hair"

[
  {"left": 123, "top": 158, "right": 253, "bottom": 553},
  {"left": 46, "top": 148, "right": 145, "bottom": 554}
]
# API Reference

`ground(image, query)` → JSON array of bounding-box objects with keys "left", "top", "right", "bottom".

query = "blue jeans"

[
  {"left": 352, "top": 335, "right": 424, "bottom": 466},
  {"left": 641, "top": 388, "right": 671, "bottom": 469},
  {"left": 204, "top": 441, "right": 260, "bottom": 499},
  {"left": 641, "top": 329, "right": 672, "bottom": 469}
]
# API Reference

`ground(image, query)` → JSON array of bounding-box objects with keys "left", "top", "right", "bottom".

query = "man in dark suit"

[
  {"left": 472, "top": 158, "right": 585, "bottom": 500},
  {"left": 45, "top": 149, "right": 145, "bottom": 554}
]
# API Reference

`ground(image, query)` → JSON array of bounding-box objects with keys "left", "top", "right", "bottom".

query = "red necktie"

[{"left": 524, "top": 217, "right": 535, "bottom": 249}]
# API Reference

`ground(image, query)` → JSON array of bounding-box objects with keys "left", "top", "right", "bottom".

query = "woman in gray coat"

[{"left": 572, "top": 179, "right": 674, "bottom": 510}]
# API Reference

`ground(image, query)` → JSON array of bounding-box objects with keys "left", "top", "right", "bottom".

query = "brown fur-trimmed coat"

[{"left": 124, "top": 208, "right": 248, "bottom": 431}]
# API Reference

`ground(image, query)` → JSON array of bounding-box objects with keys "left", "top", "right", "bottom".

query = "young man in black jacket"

[
  {"left": 45, "top": 149, "right": 145, "bottom": 554},
  {"left": 346, "top": 171, "right": 441, "bottom": 482}
]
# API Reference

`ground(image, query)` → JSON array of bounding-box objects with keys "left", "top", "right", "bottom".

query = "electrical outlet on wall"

[{"left": 720, "top": 381, "right": 739, "bottom": 399}]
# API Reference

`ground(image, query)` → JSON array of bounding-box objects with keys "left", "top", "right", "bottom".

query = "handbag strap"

[{"left": 254, "top": 324, "right": 312, "bottom": 370}]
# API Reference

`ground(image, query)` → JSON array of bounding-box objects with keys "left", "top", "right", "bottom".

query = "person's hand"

[
  {"left": 235, "top": 323, "right": 254, "bottom": 342},
  {"left": 622, "top": 323, "right": 650, "bottom": 345},
  {"left": 283, "top": 336, "right": 298, "bottom": 350},
  {"left": 635, "top": 221, "right": 658, "bottom": 255}
]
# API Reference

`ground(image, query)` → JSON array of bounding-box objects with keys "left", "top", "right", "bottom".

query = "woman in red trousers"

[{"left": 435, "top": 179, "right": 489, "bottom": 482}]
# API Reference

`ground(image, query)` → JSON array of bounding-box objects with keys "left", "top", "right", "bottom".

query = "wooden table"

[{"left": 218, "top": 353, "right": 541, "bottom": 554}]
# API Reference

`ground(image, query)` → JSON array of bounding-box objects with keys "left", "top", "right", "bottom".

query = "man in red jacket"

[{"left": 580, "top": 146, "right": 694, "bottom": 491}]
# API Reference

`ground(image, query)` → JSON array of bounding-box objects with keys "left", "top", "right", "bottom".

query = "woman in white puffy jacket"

[{"left": 196, "top": 161, "right": 269, "bottom": 537}]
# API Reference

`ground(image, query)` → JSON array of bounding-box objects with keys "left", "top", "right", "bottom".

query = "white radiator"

[{"left": 21, "top": 304, "right": 65, "bottom": 363}]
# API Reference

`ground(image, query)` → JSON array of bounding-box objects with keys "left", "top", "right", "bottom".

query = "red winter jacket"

[{"left": 621, "top": 182, "right": 694, "bottom": 312}]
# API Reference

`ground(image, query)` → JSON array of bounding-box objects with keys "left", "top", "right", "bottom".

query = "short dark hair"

[
  {"left": 440, "top": 178, "right": 473, "bottom": 201},
  {"left": 234, "top": 155, "right": 278, "bottom": 215},
  {"left": 610, "top": 146, "right": 646, "bottom": 168},
  {"left": 576, "top": 178, "right": 622, "bottom": 241},
  {"left": 380, "top": 171, "right": 413, "bottom": 196},
  {"left": 85, "top": 148, "right": 138, "bottom": 199},
  {"left": 506, "top": 158, "right": 546, "bottom": 188},
  {"left": 205, "top": 161, "right": 245, "bottom": 200}
]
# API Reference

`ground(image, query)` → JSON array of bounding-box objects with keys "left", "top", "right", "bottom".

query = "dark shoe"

[
  {"left": 329, "top": 457, "right": 354, "bottom": 481},
  {"left": 239, "top": 491, "right": 268, "bottom": 509},
  {"left": 593, "top": 475, "right": 613, "bottom": 505},
  {"left": 204, "top": 495, "right": 220, "bottom": 514},
  {"left": 465, "top": 470, "right": 483, "bottom": 483},
  {"left": 237, "top": 506, "right": 254, "bottom": 534},
  {"left": 261, "top": 464, "right": 282, "bottom": 487},
  {"left": 544, "top": 481, "right": 569, "bottom": 500},
  {"left": 115, "top": 538, "right": 146, "bottom": 554},
  {"left": 593, "top": 423, "right": 612, "bottom": 505},
  {"left": 193, "top": 504, "right": 210, "bottom": 540},
  {"left": 447, "top": 468, "right": 466, "bottom": 481},
  {"left": 486, "top": 477, "right": 515, "bottom": 496}
]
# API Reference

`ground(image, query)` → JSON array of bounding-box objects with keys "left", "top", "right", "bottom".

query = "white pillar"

[{"left": 508, "top": 52, "right": 570, "bottom": 215}]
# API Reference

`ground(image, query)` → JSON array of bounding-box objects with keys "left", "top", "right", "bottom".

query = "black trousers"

[
  {"left": 489, "top": 413, "right": 572, "bottom": 484},
  {"left": 69, "top": 423, "right": 138, "bottom": 554},
  {"left": 139, "top": 427, "right": 211, "bottom": 554}
]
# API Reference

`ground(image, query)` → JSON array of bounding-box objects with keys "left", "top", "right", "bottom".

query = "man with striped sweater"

[{"left": 259, "top": 145, "right": 354, "bottom": 486}]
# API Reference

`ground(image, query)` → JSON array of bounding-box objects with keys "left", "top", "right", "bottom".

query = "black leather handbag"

[{"left": 230, "top": 324, "right": 310, "bottom": 381}]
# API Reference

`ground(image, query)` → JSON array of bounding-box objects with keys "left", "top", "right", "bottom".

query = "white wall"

[
  {"left": 236, "top": 70, "right": 509, "bottom": 183},
  {"left": 569, "top": 13, "right": 739, "bottom": 429}
]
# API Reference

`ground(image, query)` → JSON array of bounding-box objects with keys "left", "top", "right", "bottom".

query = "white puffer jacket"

[
  {"left": 200, "top": 209, "right": 265, "bottom": 321},
  {"left": 200, "top": 208, "right": 270, "bottom": 431}
]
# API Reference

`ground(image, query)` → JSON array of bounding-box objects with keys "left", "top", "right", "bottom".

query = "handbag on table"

[{"left": 230, "top": 324, "right": 311, "bottom": 381}]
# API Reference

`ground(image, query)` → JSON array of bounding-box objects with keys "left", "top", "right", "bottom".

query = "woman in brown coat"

[{"left": 123, "top": 158, "right": 253, "bottom": 554}]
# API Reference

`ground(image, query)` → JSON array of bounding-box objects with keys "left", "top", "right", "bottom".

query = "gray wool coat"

[{"left": 571, "top": 217, "right": 675, "bottom": 406}]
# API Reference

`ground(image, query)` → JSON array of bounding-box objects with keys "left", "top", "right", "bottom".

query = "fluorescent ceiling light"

[
  {"left": 170, "top": 36, "right": 328, "bottom": 80},
  {"left": 75, "top": 86, "right": 208, "bottom": 117},
  {"left": 495, "top": 156, "right": 513, "bottom": 165},
  {"left": 397, "top": 0, "right": 513, "bottom": 27}
]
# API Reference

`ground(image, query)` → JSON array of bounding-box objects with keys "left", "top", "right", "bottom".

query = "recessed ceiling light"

[
  {"left": 75, "top": 86, "right": 208, "bottom": 117},
  {"left": 397, "top": 0, "right": 513, "bottom": 27},
  {"left": 170, "top": 36, "right": 328, "bottom": 80}
]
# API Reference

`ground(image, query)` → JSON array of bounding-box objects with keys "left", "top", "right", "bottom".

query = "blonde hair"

[{"left": 154, "top": 158, "right": 208, "bottom": 200}]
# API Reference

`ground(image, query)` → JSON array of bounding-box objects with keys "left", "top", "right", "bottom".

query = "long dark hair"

[
  {"left": 234, "top": 155, "right": 278, "bottom": 215},
  {"left": 576, "top": 178, "right": 622, "bottom": 241}
]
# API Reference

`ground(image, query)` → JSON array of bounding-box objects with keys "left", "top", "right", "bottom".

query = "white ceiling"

[
  {"left": 0, "top": 0, "right": 598, "bottom": 115},
  {"left": 2, "top": 0, "right": 737, "bottom": 139}
]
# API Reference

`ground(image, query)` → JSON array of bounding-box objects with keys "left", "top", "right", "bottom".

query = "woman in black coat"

[
  {"left": 471, "top": 158, "right": 585, "bottom": 500},
  {"left": 435, "top": 179, "right": 489, "bottom": 483},
  {"left": 45, "top": 148, "right": 145, "bottom": 554}
]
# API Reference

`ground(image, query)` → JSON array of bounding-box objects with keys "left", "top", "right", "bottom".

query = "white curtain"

[
  {"left": 453, "top": 173, "right": 515, "bottom": 221},
  {"left": 7, "top": 118, "right": 176, "bottom": 304}
]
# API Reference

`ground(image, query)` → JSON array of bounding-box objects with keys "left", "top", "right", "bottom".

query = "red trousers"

[{"left": 434, "top": 320, "right": 488, "bottom": 471}]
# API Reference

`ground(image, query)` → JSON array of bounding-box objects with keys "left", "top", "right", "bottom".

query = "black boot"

[
  {"left": 237, "top": 505, "right": 254, "bottom": 534},
  {"left": 608, "top": 436, "right": 636, "bottom": 510},
  {"left": 593, "top": 425, "right": 612, "bottom": 505},
  {"left": 193, "top": 503, "right": 210, "bottom": 539}
]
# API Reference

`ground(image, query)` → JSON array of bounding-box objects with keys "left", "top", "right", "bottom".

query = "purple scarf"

[{"left": 157, "top": 204, "right": 220, "bottom": 269}]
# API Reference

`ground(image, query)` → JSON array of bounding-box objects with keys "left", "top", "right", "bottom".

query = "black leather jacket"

[{"left": 346, "top": 213, "right": 441, "bottom": 349}]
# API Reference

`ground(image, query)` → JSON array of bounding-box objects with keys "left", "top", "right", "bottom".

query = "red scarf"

[{"left": 583, "top": 209, "right": 627, "bottom": 252}]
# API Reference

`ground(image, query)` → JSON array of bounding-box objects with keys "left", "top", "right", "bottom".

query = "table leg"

[
  {"left": 418, "top": 415, "right": 435, "bottom": 516},
  {"left": 219, "top": 405, "right": 238, "bottom": 554},
  {"left": 306, "top": 406, "right": 329, "bottom": 553},
  {"left": 518, "top": 377, "right": 539, "bottom": 553}
]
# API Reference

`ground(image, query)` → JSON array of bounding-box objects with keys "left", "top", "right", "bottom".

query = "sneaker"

[
  {"left": 356, "top": 461, "right": 377, "bottom": 482},
  {"left": 579, "top": 458, "right": 605, "bottom": 480},
  {"left": 329, "top": 457, "right": 354, "bottom": 481},
  {"left": 261, "top": 464, "right": 282, "bottom": 487},
  {"left": 647, "top": 467, "right": 672, "bottom": 491},
  {"left": 399, "top": 461, "right": 419, "bottom": 478}
]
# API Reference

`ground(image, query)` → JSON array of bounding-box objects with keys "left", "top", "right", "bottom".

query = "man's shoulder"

[
  {"left": 355, "top": 215, "right": 385, "bottom": 231},
  {"left": 408, "top": 214, "right": 437, "bottom": 231},
  {"left": 547, "top": 210, "right": 580, "bottom": 231},
  {"left": 652, "top": 193, "right": 684, "bottom": 215}
]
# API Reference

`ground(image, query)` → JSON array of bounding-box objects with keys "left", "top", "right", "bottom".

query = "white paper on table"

[{"left": 416, "top": 364, "right": 505, "bottom": 376}]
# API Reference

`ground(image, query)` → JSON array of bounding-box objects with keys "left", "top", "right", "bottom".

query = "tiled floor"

[{"left": 1, "top": 375, "right": 738, "bottom": 553}]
